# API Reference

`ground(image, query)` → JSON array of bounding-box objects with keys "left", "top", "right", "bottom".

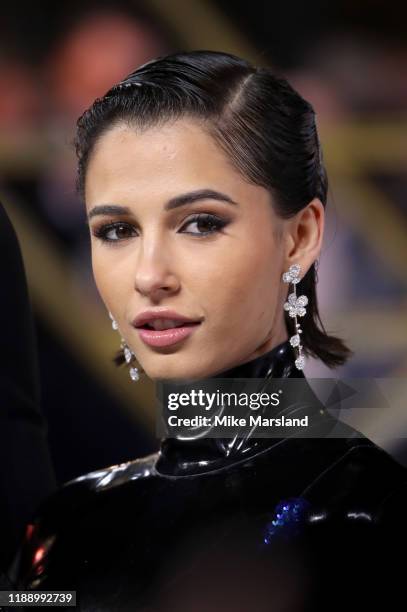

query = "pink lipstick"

[
  {"left": 137, "top": 323, "right": 201, "bottom": 348},
  {"left": 132, "top": 309, "right": 203, "bottom": 348}
]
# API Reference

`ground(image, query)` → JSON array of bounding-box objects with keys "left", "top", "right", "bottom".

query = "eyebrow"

[{"left": 87, "top": 188, "right": 239, "bottom": 220}]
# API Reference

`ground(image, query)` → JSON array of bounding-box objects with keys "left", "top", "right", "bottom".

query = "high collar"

[
  {"left": 155, "top": 339, "right": 327, "bottom": 477},
  {"left": 211, "top": 338, "right": 303, "bottom": 380}
]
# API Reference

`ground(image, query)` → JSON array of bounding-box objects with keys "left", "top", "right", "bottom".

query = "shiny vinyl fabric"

[{"left": 4, "top": 340, "right": 407, "bottom": 610}]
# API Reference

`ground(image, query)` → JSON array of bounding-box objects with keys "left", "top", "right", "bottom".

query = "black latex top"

[
  {"left": 4, "top": 340, "right": 407, "bottom": 610},
  {"left": 155, "top": 339, "right": 333, "bottom": 476}
]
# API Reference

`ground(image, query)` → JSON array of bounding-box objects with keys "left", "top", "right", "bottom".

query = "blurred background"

[{"left": 1, "top": 0, "right": 406, "bottom": 482}]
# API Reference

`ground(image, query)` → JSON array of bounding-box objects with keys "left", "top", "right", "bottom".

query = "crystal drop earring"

[
  {"left": 282, "top": 264, "right": 308, "bottom": 370},
  {"left": 108, "top": 311, "right": 140, "bottom": 382}
]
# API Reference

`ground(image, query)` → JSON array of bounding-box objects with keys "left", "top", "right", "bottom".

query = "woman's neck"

[{"left": 155, "top": 339, "right": 321, "bottom": 477}]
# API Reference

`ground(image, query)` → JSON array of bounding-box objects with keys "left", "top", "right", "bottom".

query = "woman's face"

[{"left": 85, "top": 118, "right": 291, "bottom": 381}]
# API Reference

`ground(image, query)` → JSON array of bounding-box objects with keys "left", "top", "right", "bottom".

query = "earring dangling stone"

[
  {"left": 108, "top": 311, "right": 140, "bottom": 382},
  {"left": 109, "top": 310, "right": 119, "bottom": 330},
  {"left": 120, "top": 337, "right": 140, "bottom": 382},
  {"left": 282, "top": 264, "right": 308, "bottom": 370}
]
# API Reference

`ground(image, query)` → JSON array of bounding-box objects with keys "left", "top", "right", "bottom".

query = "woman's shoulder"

[
  {"left": 301, "top": 432, "right": 407, "bottom": 526},
  {"left": 7, "top": 452, "right": 159, "bottom": 585},
  {"left": 64, "top": 451, "right": 159, "bottom": 492},
  {"left": 42, "top": 451, "right": 159, "bottom": 515},
  {"left": 293, "top": 438, "right": 407, "bottom": 607}
]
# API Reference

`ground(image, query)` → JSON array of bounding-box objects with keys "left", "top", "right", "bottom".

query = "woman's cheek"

[{"left": 93, "top": 265, "right": 125, "bottom": 317}]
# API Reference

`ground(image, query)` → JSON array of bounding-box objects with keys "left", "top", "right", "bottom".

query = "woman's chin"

[{"left": 142, "top": 359, "right": 214, "bottom": 383}]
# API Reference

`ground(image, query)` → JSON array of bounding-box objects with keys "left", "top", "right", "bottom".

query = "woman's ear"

[{"left": 284, "top": 198, "right": 325, "bottom": 274}]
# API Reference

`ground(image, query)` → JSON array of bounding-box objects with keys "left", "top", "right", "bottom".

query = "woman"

[{"left": 6, "top": 50, "right": 407, "bottom": 610}]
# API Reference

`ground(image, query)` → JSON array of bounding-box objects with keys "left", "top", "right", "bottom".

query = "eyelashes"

[
  {"left": 181, "top": 213, "right": 229, "bottom": 236},
  {"left": 91, "top": 213, "right": 230, "bottom": 244},
  {"left": 92, "top": 221, "right": 136, "bottom": 243}
]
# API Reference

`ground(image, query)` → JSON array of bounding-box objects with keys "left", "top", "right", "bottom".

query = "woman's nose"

[{"left": 134, "top": 244, "right": 180, "bottom": 300}]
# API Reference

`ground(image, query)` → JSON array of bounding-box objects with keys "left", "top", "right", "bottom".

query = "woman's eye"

[
  {"left": 92, "top": 214, "right": 228, "bottom": 243},
  {"left": 179, "top": 213, "right": 228, "bottom": 236},
  {"left": 93, "top": 222, "right": 136, "bottom": 243}
]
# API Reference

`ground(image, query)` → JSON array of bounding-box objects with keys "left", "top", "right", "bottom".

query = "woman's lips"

[{"left": 136, "top": 322, "right": 201, "bottom": 348}]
